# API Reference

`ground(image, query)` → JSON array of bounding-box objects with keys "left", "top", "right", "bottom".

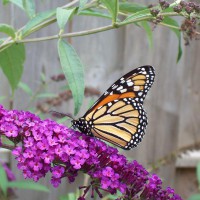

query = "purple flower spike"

[{"left": 0, "top": 105, "right": 182, "bottom": 199}]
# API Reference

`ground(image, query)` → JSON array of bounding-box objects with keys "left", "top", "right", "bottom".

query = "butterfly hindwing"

[{"left": 90, "top": 98, "right": 147, "bottom": 150}]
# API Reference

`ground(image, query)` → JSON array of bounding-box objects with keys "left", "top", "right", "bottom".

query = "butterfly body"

[{"left": 72, "top": 66, "right": 155, "bottom": 150}]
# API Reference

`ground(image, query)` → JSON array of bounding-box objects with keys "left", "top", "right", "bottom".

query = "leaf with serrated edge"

[
  {"left": 7, "top": 0, "right": 24, "bottom": 9},
  {"left": 123, "top": 9, "right": 151, "bottom": 23},
  {"left": 79, "top": 9, "right": 112, "bottom": 19},
  {"left": 58, "top": 39, "right": 85, "bottom": 116},
  {"left": 162, "top": 16, "right": 182, "bottom": 62},
  {"left": 22, "top": 9, "right": 56, "bottom": 37},
  {"left": 56, "top": 7, "right": 76, "bottom": 30},
  {"left": 0, "top": 44, "right": 25, "bottom": 92},
  {"left": 0, "top": 24, "right": 16, "bottom": 39},
  {"left": 22, "top": 0, "right": 36, "bottom": 19},
  {"left": 119, "top": 2, "right": 147, "bottom": 13},
  {"left": 140, "top": 21, "right": 153, "bottom": 48},
  {"left": 78, "top": 0, "right": 88, "bottom": 12},
  {"left": 101, "top": 0, "right": 118, "bottom": 23}
]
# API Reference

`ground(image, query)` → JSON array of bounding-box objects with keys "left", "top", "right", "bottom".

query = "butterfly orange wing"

[{"left": 81, "top": 65, "right": 155, "bottom": 149}]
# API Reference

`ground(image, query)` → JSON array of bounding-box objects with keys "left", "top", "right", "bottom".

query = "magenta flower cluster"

[{"left": 0, "top": 105, "right": 182, "bottom": 199}]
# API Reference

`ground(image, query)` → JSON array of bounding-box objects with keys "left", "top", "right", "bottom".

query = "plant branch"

[
  {"left": 0, "top": 15, "right": 156, "bottom": 45},
  {"left": 0, "top": 3, "right": 197, "bottom": 51}
]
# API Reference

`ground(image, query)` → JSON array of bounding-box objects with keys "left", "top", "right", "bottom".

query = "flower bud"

[
  {"left": 173, "top": 5, "right": 183, "bottom": 13},
  {"left": 188, "top": 2, "right": 195, "bottom": 8},
  {"left": 159, "top": 0, "right": 166, "bottom": 6},
  {"left": 194, "top": 4, "right": 200, "bottom": 13},
  {"left": 150, "top": 9, "right": 160, "bottom": 17},
  {"left": 162, "top": 2, "right": 170, "bottom": 9},
  {"left": 180, "top": 0, "right": 187, "bottom": 7},
  {"left": 185, "top": 6, "right": 194, "bottom": 14}
]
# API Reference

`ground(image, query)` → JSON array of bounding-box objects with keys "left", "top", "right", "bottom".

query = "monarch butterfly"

[{"left": 72, "top": 66, "right": 155, "bottom": 150}]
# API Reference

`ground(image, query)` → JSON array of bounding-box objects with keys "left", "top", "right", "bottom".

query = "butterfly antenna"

[{"left": 49, "top": 110, "right": 75, "bottom": 120}]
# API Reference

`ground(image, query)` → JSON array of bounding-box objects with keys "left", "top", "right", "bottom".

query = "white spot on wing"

[
  {"left": 134, "top": 86, "right": 140, "bottom": 91},
  {"left": 120, "top": 89, "right": 127, "bottom": 93},
  {"left": 116, "top": 86, "right": 123, "bottom": 91},
  {"left": 108, "top": 102, "right": 112, "bottom": 107},
  {"left": 138, "top": 92, "right": 143, "bottom": 96},
  {"left": 127, "top": 82, "right": 133, "bottom": 86}
]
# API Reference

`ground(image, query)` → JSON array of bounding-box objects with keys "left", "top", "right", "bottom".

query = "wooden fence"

[{"left": 0, "top": 1, "right": 200, "bottom": 199}]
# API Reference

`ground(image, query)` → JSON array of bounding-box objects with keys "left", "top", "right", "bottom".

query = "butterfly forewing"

[
  {"left": 73, "top": 65, "right": 155, "bottom": 150},
  {"left": 84, "top": 65, "right": 155, "bottom": 117}
]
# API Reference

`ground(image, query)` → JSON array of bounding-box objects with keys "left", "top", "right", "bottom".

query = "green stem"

[
  {"left": 19, "top": 24, "right": 114, "bottom": 43},
  {"left": 9, "top": 92, "right": 14, "bottom": 110},
  {"left": 160, "top": 22, "right": 181, "bottom": 30}
]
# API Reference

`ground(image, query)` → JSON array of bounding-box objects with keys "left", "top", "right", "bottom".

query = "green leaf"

[
  {"left": 197, "top": 162, "right": 200, "bottom": 187},
  {"left": 56, "top": 7, "right": 76, "bottom": 30},
  {"left": 2, "top": 0, "right": 9, "bottom": 5},
  {"left": 22, "top": 0, "right": 36, "bottom": 19},
  {"left": 188, "top": 194, "right": 200, "bottom": 200},
  {"left": 37, "top": 93, "right": 57, "bottom": 98},
  {"left": 101, "top": 0, "right": 118, "bottom": 23},
  {"left": 67, "top": 193, "right": 77, "bottom": 200},
  {"left": 78, "top": 0, "right": 88, "bottom": 12},
  {"left": 79, "top": 9, "right": 112, "bottom": 19},
  {"left": 119, "top": 2, "right": 147, "bottom": 13},
  {"left": 123, "top": 8, "right": 151, "bottom": 24},
  {"left": 0, "top": 24, "right": 16, "bottom": 39},
  {"left": 161, "top": 6, "right": 174, "bottom": 13},
  {"left": 140, "top": 21, "right": 153, "bottom": 48},
  {"left": 58, "top": 39, "right": 85, "bottom": 116},
  {"left": 18, "top": 82, "right": 33, "bottom": 95},
  {"left": 22, "top": 9, "right": 56, "bottom": 37},
  {"left": 0, "top": 165, "right": 8, "bottom": 196},
  {"left": 0, "top": 44, "right": 25, "bottom": 92},
  {"left": 1, "top": 135, "right": 14, "bottom": 145},
  {"left": 4, "top": 0, "right": 24, "bottom": 9},
  {"left": 59, "top": 193, "right": 77, "bottom": 200},
  {"left": 162, "top": 16, "right": 182, "bottom": 62},
  {"left": 7, "top": 181, "right": 49, "bottom": 192}
]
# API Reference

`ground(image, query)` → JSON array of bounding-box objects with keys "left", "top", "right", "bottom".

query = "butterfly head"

[{"left": 71, "top": 118, "right": 92, "bottom": 136}]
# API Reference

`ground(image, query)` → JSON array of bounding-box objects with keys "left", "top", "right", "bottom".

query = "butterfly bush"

[{"left": 0, "top": 105, "right": 182, "bottom": 200}]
